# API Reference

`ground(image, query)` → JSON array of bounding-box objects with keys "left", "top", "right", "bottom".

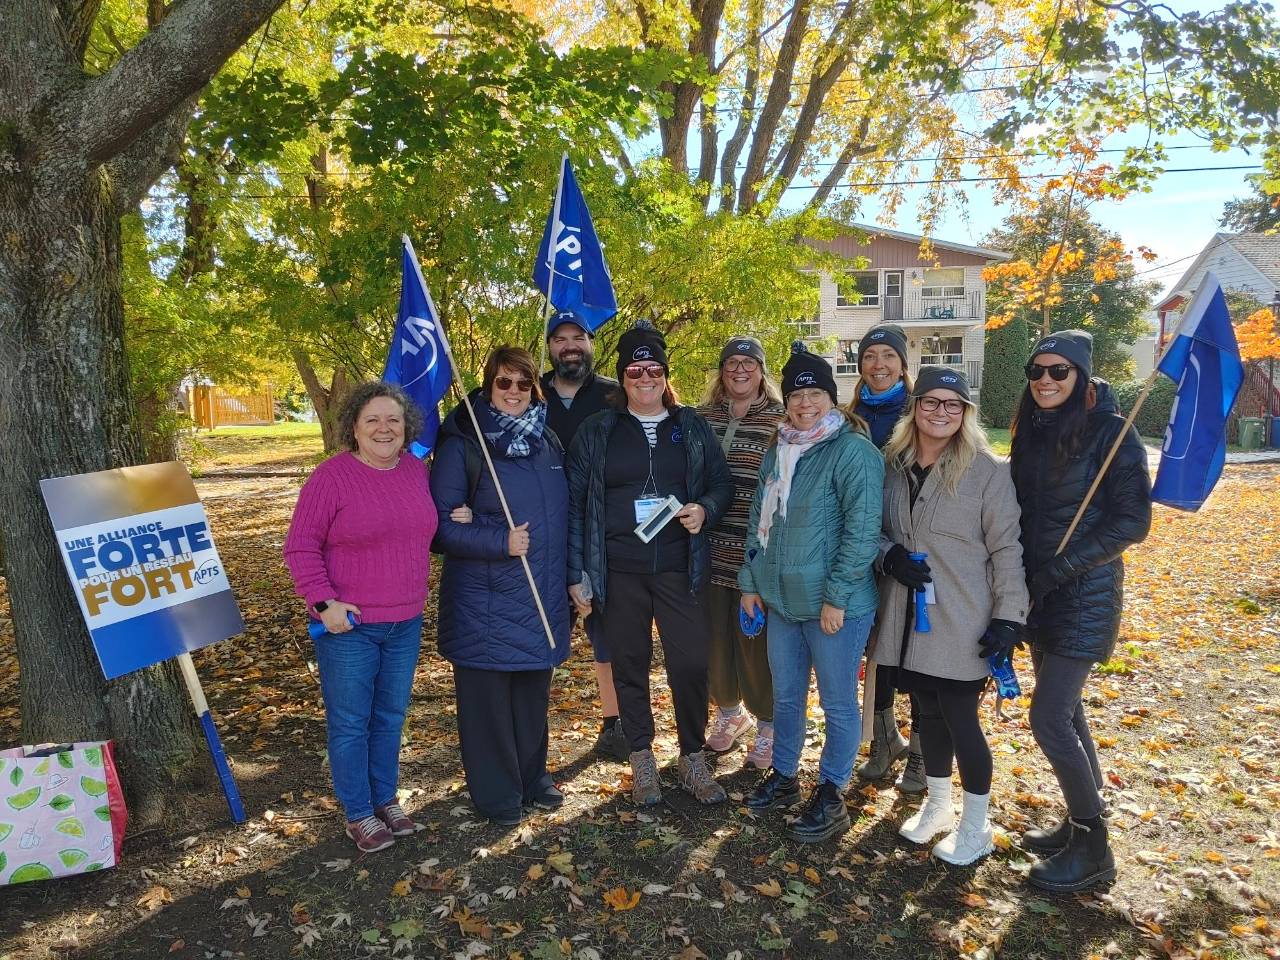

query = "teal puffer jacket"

[{"left": 739, "top": 422, "right": 884, "bottom": 623}]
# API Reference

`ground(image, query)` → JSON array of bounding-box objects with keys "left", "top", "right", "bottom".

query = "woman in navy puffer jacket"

[{"left": 431, "top": 346, "right": 570, "bottom": 826}]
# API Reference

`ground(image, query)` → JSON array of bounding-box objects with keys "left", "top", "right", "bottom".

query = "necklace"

[{"left": 355, "top": 450, "right": 400, "bottom": 471}]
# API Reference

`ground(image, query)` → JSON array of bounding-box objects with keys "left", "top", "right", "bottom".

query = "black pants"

[
  {"left": 873, "top": 664, "right": 921, "bottom": 728},
  {"left": 453, "top": 665, "right": 555, "bottom": 820},
  {"left": 1029, "top": 647, "right": 1105, "bottom": 819},
  {"left": 603, "top": 569, "right": 709, "bottom": 756},
  {"left": 916, "top": 687, "right": 992, "bottom": 795}
]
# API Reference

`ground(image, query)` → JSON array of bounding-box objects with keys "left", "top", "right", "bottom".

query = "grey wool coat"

[{"left": 871, "top": 450, "right": 1029, "bottom": 682}]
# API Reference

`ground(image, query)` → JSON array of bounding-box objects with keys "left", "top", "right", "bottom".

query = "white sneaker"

[
  {"left": 899, "top": 776, "right": 954, "bottom": 844},
  {"left": 933, "top": 791, "right": 994, "bottom": 866}
]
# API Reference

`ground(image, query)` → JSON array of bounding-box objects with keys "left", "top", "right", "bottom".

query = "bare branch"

[
  {"left": 75, "top": 0, "right": 286, "bottom": 166},
  {"left": 717, "top": 0, "right": 763, "bottom": 210},
  {"left": 805, "top": 113, "right": 875, "bottom": 210}
]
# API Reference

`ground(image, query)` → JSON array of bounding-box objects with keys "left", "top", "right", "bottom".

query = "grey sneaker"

[
  {"left": 594, "top": 720, "right": 630, "bottom": 762},
  {"left": 630, "top": 749, "right": 662, "bottom": 806},
  {"left": 678, "top": 751, "right": 727, "bottom": 805}
]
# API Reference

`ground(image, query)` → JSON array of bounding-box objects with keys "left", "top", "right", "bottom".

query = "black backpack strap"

[{"left": 464, "top": 439, "right": 483, "bottom": 507}]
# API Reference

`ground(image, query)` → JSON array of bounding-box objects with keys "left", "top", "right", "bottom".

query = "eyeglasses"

[
  {"left": 1024, "top": 362, "right": 1075, "bottom": 382},
  {"left": 917, "top": 397, "right": 966, "bottom": 415},
  {"left": 723, "top": 358, "right": 760, "bottom": 373},
  {"left": 494, "top": 376, "right": 534, "bottom": 392},
  {"left": 624, "top": 365, "right": 666, "bottom": 380}
]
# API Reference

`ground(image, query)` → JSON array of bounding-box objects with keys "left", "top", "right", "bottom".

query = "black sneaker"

[
  {"left": 528, "top": 784, "right": 564, "bottom": 811},
  {"left": 593, "top": 719, "right": 630, "bottom": 761},
  {"left": 746, "top": 768, "right": 802, "bottom": 811},
  {"left": 785, "top": 781, "right": 851, "bottom": 844}
]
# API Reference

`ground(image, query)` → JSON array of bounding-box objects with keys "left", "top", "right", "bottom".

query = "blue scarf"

[
  {"left": 485, "top": 401, "right": 547, "bottom": 458},
  {"left": 859, "top": 379, "right": 906, "bottom": 408}
]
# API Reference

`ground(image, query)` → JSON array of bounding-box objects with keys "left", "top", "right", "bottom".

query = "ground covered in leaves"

[{"left": 0, "top": 441, "right": 1277, "bottom": 960}]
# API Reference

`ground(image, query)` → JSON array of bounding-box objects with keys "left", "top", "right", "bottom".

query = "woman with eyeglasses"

[
  {"left": 566, "top": 321, "right": 734, "bottom": 807},
  {"left": 697, "top": 336, "right": 785, "bottom": 769},
  {"left": 846, "top": 323, "right": 926, "bottom": 793},
  {"left": 1010, "top": 330, "right": 1151, "bottom": 892},
  {"left": 430, "top": 346, "right": 571, "bottom": 826},
  {"left": 871, "top": 367, "right": 1028, "bottom": 865}
]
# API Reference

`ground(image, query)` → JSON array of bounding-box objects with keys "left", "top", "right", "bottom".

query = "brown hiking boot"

[
  {"left": 629, "top": 749, "right": 662, "bottom": 806},
  {"left": 678, "top": 750, "right": 727, "bottom": 805}
]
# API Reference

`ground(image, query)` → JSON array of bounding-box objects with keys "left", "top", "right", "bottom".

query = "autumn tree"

[
  {"left": 1221, "top": 172, "right": 1280, "bottom": 233},
  {"left": 0, "top": 0, "right": 289, "bottom": 822}
]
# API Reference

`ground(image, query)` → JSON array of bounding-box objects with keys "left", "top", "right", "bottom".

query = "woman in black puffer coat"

[{"left": 1010, "top": 330, "right": 1151, "bottom": 894}]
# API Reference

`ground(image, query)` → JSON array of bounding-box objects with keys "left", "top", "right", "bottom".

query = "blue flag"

[
  {"left": 1151, "top": 272, "right": 1244, "bottom": 511},
  {"left": 532, "top": 155, "right": 617, "bottom": 333},
  {"left": 383, "top": 242, "right": 453, "bottom": 458}
]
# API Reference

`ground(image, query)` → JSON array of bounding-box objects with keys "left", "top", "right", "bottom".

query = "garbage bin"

[
  {"left": 1271, "top": 416, "right": 1280, "bottom": 448},
  {"left": 1238, "top": 417, "right": 1265, "bottom": 450}
]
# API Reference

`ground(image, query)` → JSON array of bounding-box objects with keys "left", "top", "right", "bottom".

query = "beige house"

[{"left": 805, "top": 225, "right": 1009, "bottom": 404}]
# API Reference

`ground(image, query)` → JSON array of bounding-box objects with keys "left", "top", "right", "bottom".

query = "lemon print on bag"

[
  {"left": 8, "top": 862, "right": 54, "bottom": 885},
  {"left": 55, "top": 817, "right": 86, "bottom": 838},
  {"left": 58, "top": 849, "right": 89, "bottom": 869},
  {"left": 80, "top": 776, "right": 107, "bottom": 797},
  {"left": 6, "top": 787, "right": 41, "bottom": 810},
  {"left": 0, "top": 823, "right": 12, "bottom": 842},
  {"left": 83, "top": 747, "right": 103, "bottom": 767}
]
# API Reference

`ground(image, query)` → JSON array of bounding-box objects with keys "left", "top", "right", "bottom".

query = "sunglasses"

[
  {"left": 494, "top": 376, "right": 534, "bottom": 392},
  {"left": 1024, "top": 362, "right": 1075, "bottom": 382},
  {"left": 917, "top": 396, "right": 966, "bottom": 415},
  {"left": 723, "top": 358, "right": 760, "bottom": 373},
  {"left": 624, "top": 365, "right": 666, "bottom": 380}
]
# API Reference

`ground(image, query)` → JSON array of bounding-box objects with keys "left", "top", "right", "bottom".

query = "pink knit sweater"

[{"left": 284, "top": 452, "right": 438, "bottom": 623}]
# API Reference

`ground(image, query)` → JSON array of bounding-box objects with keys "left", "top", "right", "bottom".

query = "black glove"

[
  {"left": 883, "top": 544, "right": 931, "bottom": 590},
  {"left": 978, "top": 618, "right": 1024, "bottom": 666}
]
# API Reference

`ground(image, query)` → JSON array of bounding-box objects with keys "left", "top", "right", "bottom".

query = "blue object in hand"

[
  {"left": 988, "top": 655, "right": 1021, "bottom": 699},
  {"left": 308, "top": 612, "right": 357, "bottom": 639},
  {"left": 909, "top": 551, "right": 931, "bottom": 632},
  {"left": 739, "top": 604, "right": 765, "bottom": 637}
]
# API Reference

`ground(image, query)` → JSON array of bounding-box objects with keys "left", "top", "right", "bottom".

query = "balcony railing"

[{"left": 900, "top": 290, "right": 983, "bottom": 323}]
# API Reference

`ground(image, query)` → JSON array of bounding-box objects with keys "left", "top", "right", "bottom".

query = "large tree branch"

[
  {"left": 804, "top": 112, "right": 876, "bottom": 211},
  {"left": 106, "top": 99, "right": 193, "bottom": 210},
  {"left": 75, "top": 0, "right": 285, "bottom": 166},
  {"left": 718, "top": 0, "right": 764, "bottom": 211},
  {"left": 57, "top": 0, "right": 103, "bottom": 63}
]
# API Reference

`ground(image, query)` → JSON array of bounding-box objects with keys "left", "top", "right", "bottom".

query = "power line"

[{"left": 779, "top": 164, "right": 1262, "bottom": 192}]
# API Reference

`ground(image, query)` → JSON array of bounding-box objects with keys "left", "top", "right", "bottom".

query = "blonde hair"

[
  {"left": 846, "top": 369, "right": 914, "bottom": 415},
  {"left": 881, "top": 396, "right": 989, "bottom": 497},
  {"left": 700, "top": 367, "right": 784, "bottom": 408}
]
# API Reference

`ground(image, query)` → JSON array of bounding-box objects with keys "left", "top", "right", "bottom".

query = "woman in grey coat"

[{"left": 872, "top": 367, "right": 1028, "bottom": 865}]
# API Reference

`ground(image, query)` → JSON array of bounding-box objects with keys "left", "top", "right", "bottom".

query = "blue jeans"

[
  {"left": 313, "top": 616, "right": 423, "bottom": 821},
  {"left": 767, "top": 609, "right": 873, "bottom": 789}
]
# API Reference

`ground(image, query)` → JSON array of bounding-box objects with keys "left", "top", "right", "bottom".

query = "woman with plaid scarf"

[{"left": 430, "top": 346, "right": 571, "bottom": 826}]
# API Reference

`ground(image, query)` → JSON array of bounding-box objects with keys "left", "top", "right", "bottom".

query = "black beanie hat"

[
  {"left": 616, "top": 320, "right": 669, "bottom": 377},
  {"left": 913, "top": 365, "right": 973, "bottom": 404},
  {"left": 781, "top": 341, "right": 838, "bottom": 405},
  {"left": 858, "top": 323, "right": 909, "bottom": 368},
  {"left": 1030, "top": 329, "right": 1092, "bottom": 379},
  {"left": 719, "top": 335, "right": 767, "bottom": 368}
]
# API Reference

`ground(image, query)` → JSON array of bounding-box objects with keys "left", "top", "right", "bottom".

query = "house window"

[
  {"left": 793, "top": 315, "right": 820, "bottom": 339},
  {"left": 836, "top": 271, "right": 880, "bottom": 307},
  {"left": 835, "top": 339, "right": 859, "bottom": 375},
  {"left": 919, "top": 335, "right": 965, "bottom": 366},
  {"left": 921, "top": 268, "right": 964, "bottom": 298}
]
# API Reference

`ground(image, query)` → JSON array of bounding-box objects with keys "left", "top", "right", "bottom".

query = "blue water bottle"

[
  {"left": 909, "top": 551, "right": 931, "bottom": 632},
  {"left": 988, "top": 655, "right": 1021, "bottom": 698},
  {"left": 308, "top": 612, "right": 357, "bottom": 639}
]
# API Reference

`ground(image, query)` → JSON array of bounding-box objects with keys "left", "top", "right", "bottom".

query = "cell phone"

[{"left": 634, "top": 495, "right": 684, "bottom": 543}]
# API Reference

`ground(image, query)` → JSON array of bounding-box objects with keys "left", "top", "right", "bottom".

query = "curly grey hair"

[{"left": 337, "top": 381, "right": 426, "bottom": 452}]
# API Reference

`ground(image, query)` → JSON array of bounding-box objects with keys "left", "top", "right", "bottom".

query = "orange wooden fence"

[{"left": 191, "top": 385, "right": 274, "bottom": 429}]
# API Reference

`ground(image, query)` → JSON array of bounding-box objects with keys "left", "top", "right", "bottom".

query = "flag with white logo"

[
  {"left": 532, "top": 155, "right": 617, "bottom": 334},
  {"left": 1151, "top": 272, "right": 1244, "bottom": 511},
  {"left": 383, "top": 243, "right": 454, "bottom": 458}
]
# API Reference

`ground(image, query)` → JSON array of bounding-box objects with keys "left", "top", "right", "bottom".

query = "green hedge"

[
  {"left": 980, "top": 314, "right": 1033, "bottom": 429},
  {"left": 1111, "top": 376, "right": 1176, "bottom": 439}
]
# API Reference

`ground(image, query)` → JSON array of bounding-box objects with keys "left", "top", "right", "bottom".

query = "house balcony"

[{"left": 885, "top": 290, "right": 984, "bottom": 324}]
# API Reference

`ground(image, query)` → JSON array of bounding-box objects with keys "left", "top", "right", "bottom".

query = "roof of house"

[
  {"left": 1156, "top": 231, "right": 1280, "bottom": 309},
  {"left": 840, "top": 221, "right": 1011, "bottom": 261}
]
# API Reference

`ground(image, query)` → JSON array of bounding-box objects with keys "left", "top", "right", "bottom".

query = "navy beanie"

[
  {"left": 616, "top": 320, "right": 669, "bottom": 377},
  {"left": 781, "top": 341, "right": 838, "bottom": 405},
  {"left": 913, "top": 364, "right": 973, "bottom": 404},
  {"left": 858, "top": 323, "right": 909, "bottom": 368},
  {"left": 1030, "top": 329, "right": 1092, "bottom": 379},
  {"left": 719, "top": 335, "right": 767, "bottom": 368}
]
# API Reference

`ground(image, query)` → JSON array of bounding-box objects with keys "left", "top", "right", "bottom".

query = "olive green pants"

[{"left": 705, "top": 582, "right": 774, "bottom": 722}]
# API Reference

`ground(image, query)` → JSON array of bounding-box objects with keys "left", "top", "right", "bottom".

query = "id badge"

[
  {"left": 634, "top": 497, "right": 665, "bottom": 525},
  {"left": 634, "top": 495, "right": 683, "bottom": 543}
]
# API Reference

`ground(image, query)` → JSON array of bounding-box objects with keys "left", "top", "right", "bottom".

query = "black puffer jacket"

[
  {"left": 1011, "top": 380, "right": 1152, "bottom": 662},
  {"left": 566, "top": 405, "right": 733, "bottom": 611}
]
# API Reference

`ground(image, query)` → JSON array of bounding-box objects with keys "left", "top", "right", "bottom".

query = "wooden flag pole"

[
  {"left": 537, "top": 152, "right": 568, "bottom": 374},
  {"left": 402, "top": 236, "right": 557, "bottom": 650}
]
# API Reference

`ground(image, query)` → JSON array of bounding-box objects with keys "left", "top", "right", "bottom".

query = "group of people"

[{"left": 284, "top": 313, "right": 1151, "bottom": 895}]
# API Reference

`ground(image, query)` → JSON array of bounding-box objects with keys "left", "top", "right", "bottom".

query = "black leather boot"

[
  {"left": 1027, "top": 817, "right": 1116, "bottom": 893},
  {"left": 747, "top": 768, "right": 802, "bottom": 810},
  {"left": 1023, "top": 817, "right": 1071, "bottom": 854},
  {"left": 785, "top": 781, "right": 850, "bottom": 843}
]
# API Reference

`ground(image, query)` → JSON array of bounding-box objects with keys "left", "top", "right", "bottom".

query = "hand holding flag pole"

[
  {"left": 399, "top": 235, "right": 557, "bottom": 650},
  {"left": 1055, "top": 272, "right": 1244, "bottom": 554}
]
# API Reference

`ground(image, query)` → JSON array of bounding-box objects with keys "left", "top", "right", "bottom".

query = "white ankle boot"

[
  {"left": 933, "top": 791, "right": 994, "bottom": 865},
  {"left": 899, "top": 776, "right": 954, "bottom": 844}
]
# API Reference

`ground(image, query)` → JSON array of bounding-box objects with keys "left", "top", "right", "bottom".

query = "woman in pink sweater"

[{"left": 284, "top": 382, "right": 438, "bottom": 853}]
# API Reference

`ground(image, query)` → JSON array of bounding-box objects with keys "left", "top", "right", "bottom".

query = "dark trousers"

[
  {"left": 603, "top": 570, "right": 709, "bottom": 756},
  {"left": 916, "top": 687, "right": 992, "bottom": 794},
  {"left": 453, "top": 665, "right": 555, "bottom": 820},
  {"left": 873, "top": 664, "right": 921, "bottom": 728},
  {"left": 705, "top": 583, "right": 774, "bottom": 721},
  {"left": 1030, "top": 648, "right": 1105, "bottom": 819}
]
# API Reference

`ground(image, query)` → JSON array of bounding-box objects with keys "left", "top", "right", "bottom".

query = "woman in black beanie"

[{"left": 1010, "top": 329, "right": 1152, "bottom": 892}]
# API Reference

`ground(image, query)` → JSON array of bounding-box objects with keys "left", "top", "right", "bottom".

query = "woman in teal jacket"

[{"left": 740, "top": 343, "right": 884, "bottom": 843}]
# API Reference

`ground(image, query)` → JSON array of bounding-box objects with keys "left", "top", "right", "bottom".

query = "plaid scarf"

[{"left": 485, "top": 400, "right": 547, "bottom": 458}]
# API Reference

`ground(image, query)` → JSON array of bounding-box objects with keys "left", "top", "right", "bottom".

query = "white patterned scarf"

[{"left": 755, "top": 410, "right": 845, "bottom": 549}]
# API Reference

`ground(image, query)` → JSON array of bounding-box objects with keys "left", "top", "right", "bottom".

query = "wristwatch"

[{"left": 312, "top": 600, "right": 330, "bottom": 614}]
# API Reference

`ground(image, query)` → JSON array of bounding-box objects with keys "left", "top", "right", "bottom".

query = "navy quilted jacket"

[{"left": 430, "top": 396, "right": 571, "bottom": 670}]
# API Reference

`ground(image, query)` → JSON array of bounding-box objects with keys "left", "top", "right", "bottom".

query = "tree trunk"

[
  {"left": 0, "top": 173, "right": 203, "bottom": 827},
  {"left": 293, "top": 348, "right": 350, "bottom": 453}
]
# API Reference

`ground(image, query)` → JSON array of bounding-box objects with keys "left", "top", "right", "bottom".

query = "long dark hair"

[{"left": 1009, "top": 373, "right": 1091, "bottom": 468}]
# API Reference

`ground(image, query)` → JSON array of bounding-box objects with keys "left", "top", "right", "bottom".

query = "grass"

[
  {"left": 984, "top": 426, "right": 1011, "bottom": 456},
  {"left": 186, "top": 421, "right": 323, "bottom": 471}
]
